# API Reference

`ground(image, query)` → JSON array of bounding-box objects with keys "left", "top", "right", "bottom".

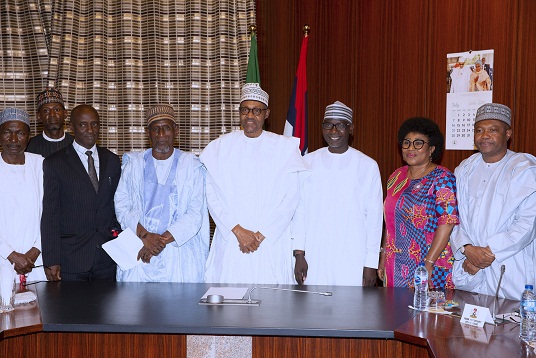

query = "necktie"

[{"left": 85, "top": 150, "right": 99, "bottom": 192}]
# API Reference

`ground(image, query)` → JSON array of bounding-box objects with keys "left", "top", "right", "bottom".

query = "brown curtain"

[{"left": 1, "top": 0, "right": 256, "bottom": 156}]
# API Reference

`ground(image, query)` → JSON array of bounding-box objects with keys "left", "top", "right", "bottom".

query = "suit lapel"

[
  {"left": 65, "top": 144, "right": 98, "bottom": 192},
  {"left": 97, "top": 146, "right": 108, "bottom": 194}
]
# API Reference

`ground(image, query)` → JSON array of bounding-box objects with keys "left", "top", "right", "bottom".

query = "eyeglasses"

[
  {"left": 239, "top": 107, "right": 268, "bottom": 116},
  {"left": 322, "top": 122, "right": 349, "bottom": 131},
  {"left": 400, "top": 139, "right": 428, "bottom": 150}
]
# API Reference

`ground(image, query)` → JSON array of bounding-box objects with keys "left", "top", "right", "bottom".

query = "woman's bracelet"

[{"left": 423, "top": 258, "right": 435, "bottom": 265}]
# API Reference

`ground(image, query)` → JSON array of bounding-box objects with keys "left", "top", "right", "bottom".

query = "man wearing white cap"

[
  {"left": 200, "top": 83, "right": 308, "bottom": 284},
  {"left": 292, "top": 101, "right": 383, "bottom": 286},
  {"left": 0, "top": 108, "right": 47, "bottom": 284},
  {"left": 449, "top": 56, "right": 471, "bottom": 93},
  {"left": 114, "top": 104, "right": 209, "bottom": 282},
  {"left": 451, "top": 103, "right": 536, "bottom": 299}
]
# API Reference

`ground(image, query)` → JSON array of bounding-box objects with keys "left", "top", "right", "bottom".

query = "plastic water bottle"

[
  {"left": 413, "top": 262, "right": 429, "bottom": 310},
  {"left": 520, "top": 284, "right": 536, "bottom": 342}
]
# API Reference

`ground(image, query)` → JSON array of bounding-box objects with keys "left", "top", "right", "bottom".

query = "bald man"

[{"left": 41, "top": 104, "right": 121, "bottom": 281}]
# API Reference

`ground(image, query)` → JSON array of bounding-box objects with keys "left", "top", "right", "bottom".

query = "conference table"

[{"left": 0, "top": 282, "right": 533, "bottom": 357}]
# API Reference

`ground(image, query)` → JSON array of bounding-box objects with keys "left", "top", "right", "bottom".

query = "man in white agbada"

[
  {"left": 292, "top": 101, "right": 383, "bottom": 286},
  {"left": 0, "top": 108, "right": 47, "bottom": 284},
  {"left": 114, "top": 104, "right": 209, "bottom": 282},
  {"left": 449, "top": 56, "right": 471, "bottom": 93},
  {"left": 200, "top": 83, "right": 308, "bottom": 284},
  {"left": 451, "top": 103, "right": 536, "bottom": 299}
]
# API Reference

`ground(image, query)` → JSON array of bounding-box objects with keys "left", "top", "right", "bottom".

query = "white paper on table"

[
  {"left": 201, "top": 287, "right": 249, "bottom": 300},
  {"left": 102, "top": 228, "right": 143, "bottom": 270},
  {"left": 460, "top": 303, "right": 494, "bottom": 327},
  {"left": 14, "top": 291, "right": 37, "bottom": 305}
]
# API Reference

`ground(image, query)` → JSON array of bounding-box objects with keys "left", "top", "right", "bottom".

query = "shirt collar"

[
  {"left": 72, "top": 140, "right": 97, "bottom": 156},
  {"left": 42, "top": 131, "right": 66, "bottom": 142}
]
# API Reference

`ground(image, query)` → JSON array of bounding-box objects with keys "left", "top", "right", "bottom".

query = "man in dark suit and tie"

[{"left": 41, "top": 104, "right": 121, "bottom": 281}]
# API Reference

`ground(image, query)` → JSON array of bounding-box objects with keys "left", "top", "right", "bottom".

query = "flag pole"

[
  {"left": 283, "top": 25, "right": 310, "bottom": 155},
  {"left": 246, "top": 25, "right": 260, "bottom": 84}
]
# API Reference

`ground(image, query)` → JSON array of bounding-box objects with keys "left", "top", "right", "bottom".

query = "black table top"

[{"left": 36, "top": 282, "right": 417, "bottom": 338}]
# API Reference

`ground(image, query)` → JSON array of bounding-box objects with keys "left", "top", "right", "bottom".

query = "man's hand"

[
  {"left": 294, "top": 251, "right": 307, "bottom": 285},
  {"left": 140, "top": 232, "right": 166, "bottom": 256},
  {"left": 45, "top": 265, "right": 61, "bottom": 281},
  {"left": 377, "top": 252, "right": 386, "bottom": 282},
  {"left": 232, "top": 225, "right": 260, "bottom": 253},
  {"left": 25, "top": 247, "right": 41, "bottom": 264},
  {"left": 462, "top": 259, "right": 481, "bottom": 275},
  {"left": 137, "top": 246, "right": 153, "bottom": 263},
  {"left": 362, "top": 267, "right": 377, "bottom": 287},
  {"left": 464, "top": 245, "right": 495, "bottom": 269},
  {"left": 7, "top": 251, "right": 35, "bottom": 275}
]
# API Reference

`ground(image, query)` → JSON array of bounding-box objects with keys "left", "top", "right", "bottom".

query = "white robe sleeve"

[
  {"left": 205, "top": 171, "right": 240, "bottom": 240},
  {"left": 487, "top": 178, "right": 536, "bottom": 262},
  {"left": 258, "top": 169, "right": 300, "bottom": 244},
  {"left": 0, "top": 235, "right": 15, "bottom": 260},
  {"left": 291, "top": 171, "right": 308, "bottom": 251},
  {"left": 363, "top": 162, "right": 383, "bottom": 269},
  {"left": 167, "top": 160, "right": 206, "bottom": 247},
  {"left": 114, "top": 154, "right": 144, "bottom": 234},
  {"left": 450, "top": 165, "right": 473, "bottom": 255}
]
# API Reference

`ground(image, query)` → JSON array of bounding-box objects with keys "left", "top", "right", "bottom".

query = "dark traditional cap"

[
  {"left": 475, "top": 103, "right": 511, "bottom": 127},
  {"left": 324, "top": 101, "right": 353, "bottom": 123},
  {"left": 240, "top": 83, "right": 269, "bottom": 107},
  {"left": 146, "top": 104, "right": 176, "bottom": 126},
  {"left": 36, "top": 87, "right": 65, "bottom": 111},
  {"left": 0, "top": 107, "right": 31, "bottom": 126}
]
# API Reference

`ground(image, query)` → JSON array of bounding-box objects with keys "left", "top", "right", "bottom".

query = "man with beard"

[
  {"left": 452, "top": 103, "right": 536, "bottom": 299},
  {"left": 0, "top": 108, "right": 47, "bottom": 284},
  {"left": 114, "top": 104, "right": 209, "bottom": 282},
  {"left": 26, "top": 87, "right": 73, "bottom": 157},
  {"left": 292, "top": 101, "right": 383, "bottom": 286},
  {"left": 41, "top": 104, "right": 121, "bottom": 281}
]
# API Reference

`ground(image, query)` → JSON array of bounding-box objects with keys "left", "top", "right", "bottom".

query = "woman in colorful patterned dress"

[{"left": 378, "top": 117, "right": 459, "bottom": 289}]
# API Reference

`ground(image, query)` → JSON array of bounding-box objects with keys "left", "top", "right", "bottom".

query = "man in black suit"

[{"left": 41, "top": 104, "right": 121, "bottom": 281}]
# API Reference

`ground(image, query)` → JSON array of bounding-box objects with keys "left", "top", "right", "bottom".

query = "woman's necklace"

[{"left": 409, "top": 163, "right": 432, "bottom": 189}]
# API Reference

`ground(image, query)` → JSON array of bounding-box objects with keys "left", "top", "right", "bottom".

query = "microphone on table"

[
  {"left": 495, "top": 264, "right": 506, "bottom": 298},
  {"left": 492, "top": 264, "right": 506, "bottom": 324},
  {"left": 247, "top": 286, "right": 333, "bottom": 303}
]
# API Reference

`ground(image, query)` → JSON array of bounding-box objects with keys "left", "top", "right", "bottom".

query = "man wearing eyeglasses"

[
  {"left": 200, "top": 83, "right": 308, "bottom": 284},
  {"left": 451, "top": 103, "right": 536, "bottom": 299},
  {"left": 291, "top": 101, "right": 383, "bottom": 286}
]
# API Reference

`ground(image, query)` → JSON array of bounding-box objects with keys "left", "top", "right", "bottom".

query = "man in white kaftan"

[
  {"left": 200, "top": 83, "right": 308, "bottom": 284},
  {"left": 449, "top": 57, "right": 471, "bottom": 93},
  {"left": 451, "top": 103, "right": 536, "bottom": 299},
  {"left": 0, "top": 108, "right": 46, "bottom": 283},
  {"left": 114, "top": 105, "right": 209, "bottom": 282},
  {"left": 292, "top": 101, "right": 383, "bottom": 286}
]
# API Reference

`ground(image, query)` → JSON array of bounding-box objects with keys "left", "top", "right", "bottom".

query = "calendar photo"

[{"left": 446, "top": 50, "right": 494, "bottom": 150}]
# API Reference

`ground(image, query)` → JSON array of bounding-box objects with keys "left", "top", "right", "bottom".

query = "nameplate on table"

[{"left": 460, "top": 303, "right": 494, "bottom": 327}]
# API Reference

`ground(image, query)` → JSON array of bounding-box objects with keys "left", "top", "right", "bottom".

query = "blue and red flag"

[{"left": 283, "top": 32, "right": 309, "bottom": 155}]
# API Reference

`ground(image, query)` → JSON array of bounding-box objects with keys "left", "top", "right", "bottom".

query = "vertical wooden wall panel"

[
  {"left": 426, "top": 0, "right": 521, "bottom": 171},
  {"left": 513, "top": 0, "right": 536, "bottom": 153},
  {"left": 256, "top": 0, "right": 535, "bottom": 189}
]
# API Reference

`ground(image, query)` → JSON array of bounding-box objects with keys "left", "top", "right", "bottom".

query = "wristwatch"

[{"left": 460, "top": 244, "right": 470, "bottom": 255}]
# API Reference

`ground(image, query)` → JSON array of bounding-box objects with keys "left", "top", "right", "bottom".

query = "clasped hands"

[
  {"left": 232, "top": 225, "right": 265, "bottom": 253},
  {"left": 137, "top": 232, "right": 167, "bottom": 263},
  {"left": 8, "top": 247, "right": 40, "bottom": 275},
  {"left": 462, "top": 245, "right": 495, "bottom": 275}
]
